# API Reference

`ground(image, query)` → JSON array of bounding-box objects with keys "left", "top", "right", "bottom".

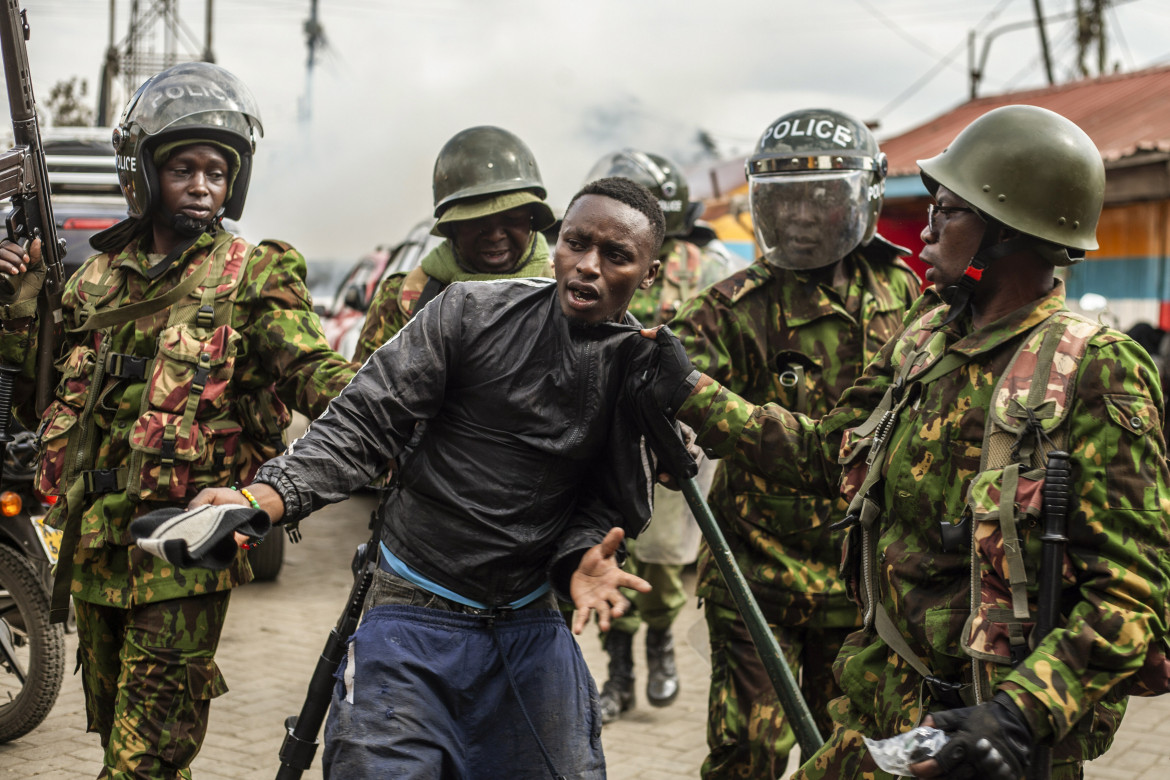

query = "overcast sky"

[{"left": 20, "top": 0, "right": 1170, "bottom": 262}]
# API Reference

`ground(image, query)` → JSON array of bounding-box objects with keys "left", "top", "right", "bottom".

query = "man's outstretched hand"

[
  {"left": 570, "top": 527, "right": 651, "bottom": 635},
  {"left": 189, "top": 483, "right": 287, "bottom": 549}
]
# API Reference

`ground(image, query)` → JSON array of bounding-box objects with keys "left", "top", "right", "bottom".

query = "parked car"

[
  {"left": 321, "top": 218, "right": 443, "bottom": 360},
  {"left": 304, "top": 257, "right": 350, "bottom": 316},
  {"left": 41, "top": 127, "right": 127, "bottom": 275}
]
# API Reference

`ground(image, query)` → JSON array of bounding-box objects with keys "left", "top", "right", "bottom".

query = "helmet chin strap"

[{"left": 939, "top": 221, "right": 1031, "bottom": 327}]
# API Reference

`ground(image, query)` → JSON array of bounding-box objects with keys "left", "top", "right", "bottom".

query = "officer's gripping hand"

[
  {"left": 909, "top": 692, "right": 1033, "bottom": 779},
  {"left": 636, "top": 325, "right": 699, "bottom": 417},
  {"left": 0, "top": 237, "right": 46, "bottom": 319},
  {"left": 0, "top": 236, "right": 37, "bottom": 277},
  {"left": 569, "top": 527, "right": 651, "bottom": 635}
]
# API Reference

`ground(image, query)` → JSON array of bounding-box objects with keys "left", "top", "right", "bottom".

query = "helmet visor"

[
  {"left": 750, "top": 170, "right": 870, "bottom": 270},
  {"left": 128, "top": 63, "right": 263, "bottom": 140}
]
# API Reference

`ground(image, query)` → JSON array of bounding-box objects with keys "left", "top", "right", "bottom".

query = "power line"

[
  {"left": 872, "top": 0, "right": 1018, "bottom": 121},
  {"left": 850, "top": 0, "right": 967, "bottom": 75}
]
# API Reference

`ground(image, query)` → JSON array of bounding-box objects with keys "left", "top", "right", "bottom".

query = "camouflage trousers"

[
  {"left": 610, "top": 538, "right": 689, "bottom": 635},
  {"left": 74, "top": 591, "right": 230, "bottom": 780},
  {"left": 701, "top": 602, "right": 849, "bottom": 780}
]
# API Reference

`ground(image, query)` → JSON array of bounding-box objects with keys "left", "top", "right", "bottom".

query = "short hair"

[{"left": 566, "top": 176, "right": 666, "bottom": 255}]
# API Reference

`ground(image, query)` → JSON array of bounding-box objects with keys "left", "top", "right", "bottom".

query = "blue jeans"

[{"left": 323, "top": 570, "right": 605, "bottom": 779}]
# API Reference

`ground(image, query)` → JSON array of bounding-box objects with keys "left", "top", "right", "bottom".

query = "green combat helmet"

[
  {"left": 110, "top": 61, "right": 263, "bottom": 222},
  {"left": 431, "top": 125, "right": 555, "bottom": 236},
  {"left": 917, "top": 105, "right": 1104, "bottom": 322},
  {"left": 584, "top": 150, "right": 703, "bottom": 238},
  {"left": 746, "top": 108, "right": 888, "bottom": 270},
  {"left": 918, "top": 104, "right": 1105, "bottom": 264}
]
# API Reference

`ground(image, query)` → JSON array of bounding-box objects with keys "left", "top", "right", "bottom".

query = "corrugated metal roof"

[{"left": 881, "top": 64, "right": 1170, "bottom": 176}]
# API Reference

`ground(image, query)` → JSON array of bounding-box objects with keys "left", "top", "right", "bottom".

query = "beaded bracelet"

[
  {"left": 239, "top": 486, "right": 261, "bottom": 510},
  {"left": 230, "top": 485, "right": 263, "bottom": 549}
]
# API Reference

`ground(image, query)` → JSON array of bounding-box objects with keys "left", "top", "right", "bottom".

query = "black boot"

[
  {"left": 598, "top": 630, "right": 635, "bottom": 724},
  {"left": 645, "top": 626, "right": 679, "bottom": 707}
]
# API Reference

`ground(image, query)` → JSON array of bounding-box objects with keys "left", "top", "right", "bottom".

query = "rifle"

[
  {"left": 0, "top": 0, "right": 67, "bottom": 464},
  {"left": 275, "top": 503, "right": 385, "bottom": 779},
  {"left": 1027, "top": 449, "right": 1072, "bottom": 780}
]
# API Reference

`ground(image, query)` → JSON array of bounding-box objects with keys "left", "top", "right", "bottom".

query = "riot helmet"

[
  {"left": 918, "top": 104, "right": 1104, "bottom": 264},
  {"left": 584, "top": 149, "right": 703, "bottom": 237},
  {"left": 431, "top": 126, "right": 555, "bottom": 236},
  {"left": 747, "top": 108, "right": 887, "bottom": 270},
  {"left": 111, "top": 62, "right": 263, "bottom": 222}
]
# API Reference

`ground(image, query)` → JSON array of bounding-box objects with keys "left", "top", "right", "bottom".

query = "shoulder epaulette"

[
  {"left": 257, "top": 238, "right": 295, "bottom": 253},
  {"left": 709, "top": 262, "right": 771, "bottom": 306}
]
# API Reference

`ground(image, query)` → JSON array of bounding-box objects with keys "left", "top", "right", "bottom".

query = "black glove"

[
  {"left": 622, "top": 326, "right": 700, "bottom": 481},
  {"left": 928, "top": 693, "right": 1033, "bottom": 780},
  {"left": 642, "top": 326, "right": 699, "bottom": 417}
]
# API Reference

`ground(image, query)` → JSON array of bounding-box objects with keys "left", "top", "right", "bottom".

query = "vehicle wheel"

[
  {"left": 0, "top": 543, "right": 65, "bottom": 743},
  {"left": 247, "top": 529, "right": 285, "bottom": 582}
]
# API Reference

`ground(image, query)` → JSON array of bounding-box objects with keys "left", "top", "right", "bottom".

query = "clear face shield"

[
  {"left": 749, "top": 170, "right": 871, "bottom": 271},
  {"left": 123, "top": 62, "right": 263, "bottom": 145}
]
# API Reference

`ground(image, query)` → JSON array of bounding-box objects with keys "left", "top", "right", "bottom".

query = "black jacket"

[{"left": 255, "top": 278, "right": 655, "bottom": 605}]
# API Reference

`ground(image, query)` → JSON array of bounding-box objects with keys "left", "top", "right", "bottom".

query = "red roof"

[{"left": 881, "top": 64, "right": 1170, "bottom": 176}]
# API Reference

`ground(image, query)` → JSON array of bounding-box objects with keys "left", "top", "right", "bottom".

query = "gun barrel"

[{"left": 0, "top": 2, "right": 34, "bottom": 123}]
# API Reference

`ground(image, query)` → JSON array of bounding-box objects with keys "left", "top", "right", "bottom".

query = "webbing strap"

[
  {"left": 70, "top": 260, "right": 212, "bottom": 332},
  {"left": 874, "top": 601, "right": 935, "bottom": 681},
  {"left": 998, "top": 463, "right": 1031, "bottom": 622},
  {"left": 50, "top": 334, "right": 114, "bottom": 621},
  {"left": 81, "top": 467, "right": 128, "bottom": 496}
]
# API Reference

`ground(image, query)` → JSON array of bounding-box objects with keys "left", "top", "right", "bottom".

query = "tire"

[
  {"left": 247, "top": 528, "right": 285, "bottom": 582},
  {"left": 0, "top": 543, "right": 65, "bottom": 743}
]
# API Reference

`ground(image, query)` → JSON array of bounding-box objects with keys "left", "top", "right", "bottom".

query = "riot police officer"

[
  {"left": 0, "top": 62, "right": 355, "bottom": 778},
  {"left": 652, "top": 105, "right": 1170, "bottom": 780},
  {"left": 668, "top": 109, "right": 920, "bottom": 778}
]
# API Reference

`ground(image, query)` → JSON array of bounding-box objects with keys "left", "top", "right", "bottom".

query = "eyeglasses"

[{"left": 927, "top": 203, "right": 974, "bottom": 234}]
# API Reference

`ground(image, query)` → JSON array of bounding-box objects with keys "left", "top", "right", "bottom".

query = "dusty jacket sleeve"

[
  {"left": 1000, "top": 335, "right": 1170, "bottom": 740},
  {"left": 253, "top": 287, "right": 461, "bottom": 524},
  {"left": 233, "top": 242, "right": 357, "bottom": 420}
]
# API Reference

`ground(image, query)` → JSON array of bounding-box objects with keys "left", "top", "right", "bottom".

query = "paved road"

[{"left": 2, "top": 493, "right": 1168, "bottom": 778}]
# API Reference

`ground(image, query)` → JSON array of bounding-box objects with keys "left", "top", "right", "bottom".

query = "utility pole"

[
  {"left": 299, "top": 0, "right": 325, "bottom": 123},
  {"left": 1076, "top": 0, "right": 1108, "bottom": 77},
  {"left": 96, "top": 1, "right": 216, "bottom": 126},
  {"left": 1031, "top": 0, "right": 1056, "bottom": 85}
]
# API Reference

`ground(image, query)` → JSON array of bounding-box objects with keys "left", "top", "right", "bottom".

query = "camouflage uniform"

[
  {"left": 353, "top": 233, "right": 553, "bottom": 364},
  {"left": 0, "top": 228, "right": 354, "bottom": 779},
  {"left": 678, "top": 283, "right": 1170, "bottom": 779},
  {"left": 669, "top": 243, "right": 919, "bottom": 779}
]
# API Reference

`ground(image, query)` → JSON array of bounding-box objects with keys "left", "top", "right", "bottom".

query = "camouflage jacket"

[
  {"left": 353, "top": 235, "right": 553, "bottom": 363},
  {"left": 0, "top": 228, "right": 355, "bottom": 608},
  {"left": 678, "top": 282, "right": 1170, "bottom": 756},
  {"left": 670, "top": 241, "right": 919, "bottom": 626},
  {"left": 626, "top": 238, "right": 738, "bottom": 327}
]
